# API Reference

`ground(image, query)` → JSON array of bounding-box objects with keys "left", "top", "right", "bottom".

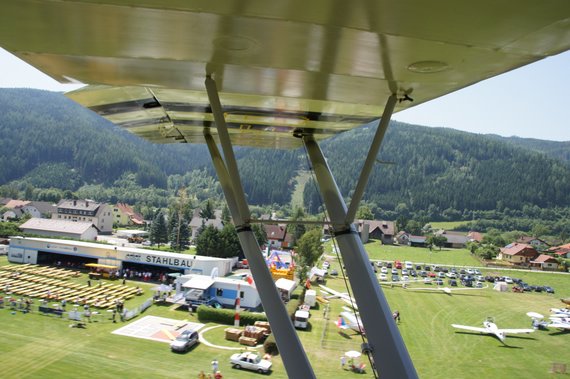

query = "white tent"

[{"left": 493, "top": 282, "right": 508, "bottom": 292}]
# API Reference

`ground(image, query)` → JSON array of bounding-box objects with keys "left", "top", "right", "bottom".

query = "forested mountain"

[
  {"left": 1, "top": 88, "right": 570, "bottom": 224},
  {"left": 486, "top": 135, "right": 570, "bottom": 165},
  {"left": 304, "top": 122, "right": 570, "bottom": 217}
]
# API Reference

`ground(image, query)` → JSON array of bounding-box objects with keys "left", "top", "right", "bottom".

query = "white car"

[
  {"left": 230, "top": 352, "right": 272, "bottom": 374},
  {"left": 381, "top": 267, "right": 388, "bottom": 274},
  {"left": 379, "top": 273, "right": 388, "bottom": 281},
  {"left": 504, "top": 277, "right": 513, "bottom": 284}
]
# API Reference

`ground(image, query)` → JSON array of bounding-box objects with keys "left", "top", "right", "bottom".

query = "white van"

[
  {"left": 294, "top": 309, "right": 310, "bottom": 329},
  {"left": 405, "top": 261, "right": 413, "bottom": 270}
]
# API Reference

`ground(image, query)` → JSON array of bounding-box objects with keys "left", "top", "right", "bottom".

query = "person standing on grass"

[{"left": 211, "top": 359, "right": 218, "bottom": 374}]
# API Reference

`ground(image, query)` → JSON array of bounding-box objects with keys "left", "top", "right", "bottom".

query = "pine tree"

[{"left": 150, "top": 210, "right": 168, "bottom": 247}]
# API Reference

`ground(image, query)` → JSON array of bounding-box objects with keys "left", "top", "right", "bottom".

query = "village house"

[
  {"left": 51, "top": 199, "right": 113, "bottom": 235},
  {"left": 547, "top": 243, "right": 570, "bottom": 259},
  {"left": 467, "top": 231, "right": 484, "bottom": 243},
  {"left": 19, "top": 218, "right": 99, "bottom": 240},
  {"left": 357, "top": 220, "right": 395, "bottom": 245},
  {"left": 2, "top": 200, "right": 57, "bottom": 221},
  {"left": 189, "top": 209, "right": 224, "bottom": 241},
  {"left": 530, "top": 254, "right": 559, "bottom": 271},
  {"left": 264, "top": 224, "right": 289, "bottom": 249},
  {"left": 395, "top": 231, "right": 410, "bottom": 245},
  {"left": 113, "top": 203, "right": 145, "bottom": 226},
  {"left": 516, "top": 236, "right": 549, "bottom": 251},
  {"left": 497, "top": 243, "right": 539, "bottom": 266}
]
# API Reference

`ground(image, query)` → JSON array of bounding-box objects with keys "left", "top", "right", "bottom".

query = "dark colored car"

[
  {"left": 449, "top": 279, "right": 457, "bottom": 286},
  {"left": 543, "top": 286, "right": 555, "bottom": 294},
  {"left": 386, "top": 262, "right": 393, "bottom": 268},
  {"left": 170, "top": 330, "right": 199, "bottom": 353}
]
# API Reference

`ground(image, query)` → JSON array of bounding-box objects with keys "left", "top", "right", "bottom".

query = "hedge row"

[{"left": 196, "top": 305, "right": 267, "bottom": 326}]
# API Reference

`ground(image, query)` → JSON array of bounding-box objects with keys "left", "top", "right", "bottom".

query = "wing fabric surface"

[{"left": 1, "top": 1, "right": 569, "bottom": 148}]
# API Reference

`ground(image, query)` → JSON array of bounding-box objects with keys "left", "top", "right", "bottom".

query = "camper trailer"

[{"left": 177, "top": 274, "right": 261, "bottom": 310}]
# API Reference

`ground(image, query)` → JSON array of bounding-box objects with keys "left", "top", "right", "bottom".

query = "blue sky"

[{"left": 1, "top": 48, "right": 569, "bottom": 142}]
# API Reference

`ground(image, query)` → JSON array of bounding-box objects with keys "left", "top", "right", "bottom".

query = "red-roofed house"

[
  {"left": 264, "top": 224, "right": 288, "bottom": 249},
  {"left": 530, "top": 254, "right": 559, "bottom": 271},
  {"left": 498, "top": 243, "right": 539, "bottom": 265},
  {"left": 467, "top": 231, "right": 483, "bottom": 243},
  {"left": 113, "top": 203, "right": 145, "bottom": 226},
  {"left": 547, "top": 243, "right": 570, "bottom": 259}
]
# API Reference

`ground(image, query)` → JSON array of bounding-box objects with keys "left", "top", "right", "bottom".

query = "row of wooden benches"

[
  {"left": 0, "top": 264, "right": 80, "bottom": 280},
  {"left": 0, "top": 276, "right": 141, "bottom": 309}
]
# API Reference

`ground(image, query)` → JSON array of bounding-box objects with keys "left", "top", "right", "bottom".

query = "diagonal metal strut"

[
  {"left": 302, "top": 94, "right": 418, "bottom": 378},
  {"left": 204, "top": 76, "right": 316, "bottom": 379}
]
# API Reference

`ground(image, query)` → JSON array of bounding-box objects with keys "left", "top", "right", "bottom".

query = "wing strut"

[
  {"left": 301, "top": 95, "right": 418, "bottom": 379},
  {"left": 204, "top": 76, "right": 316, "bottom": 379}
]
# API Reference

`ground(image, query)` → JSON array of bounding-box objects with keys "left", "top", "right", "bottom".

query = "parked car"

[
  {"left": 378, "top": 273, "right": 387, "bottom": 281},
  {"left": 330, "top": 269, "right": 338, "bottom": 276},
  {"left": 434, "top": 278, "right": 443, "bottom": 285},
  {"left": 381, "top": 267, "right": 388, "bottom": 274},
  {"left": 543, "top": 286, "right": 555, "bottom": 294},
  {"left": 170, "top": 330, "right": 199, "bottom": 353},
  {"left": 386, "top": 262, "right": 393, "bottom": 268},
  {"left": 230, "top": 352, "right": 272, "bottom": 374},
  {"left": 449, "top": 279, "right": 457, "bottom": 287}
]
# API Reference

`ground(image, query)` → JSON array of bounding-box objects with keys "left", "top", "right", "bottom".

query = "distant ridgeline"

[{"left": 2, "top": 88, "right": 570, "bottom": 221}]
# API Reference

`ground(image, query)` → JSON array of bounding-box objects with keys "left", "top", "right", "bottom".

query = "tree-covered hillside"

[
  {"left": 304, "top": 121, "right": 570, "bottom": 217},
  {"left": 2, "top": 88, "right": 570, "bottom": 222}
]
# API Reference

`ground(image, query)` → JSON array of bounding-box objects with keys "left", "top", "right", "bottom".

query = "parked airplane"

[
  {"left": 319, "top": 285, "right": 358, "bottom": 310},
  {"left": 406, "top": 284, "right": 488, "bottom": 295},
  {"left": 451, "top": 317, "right": 534, "bottom": 345},
  {"left": 527, "top": 311, "right": 570, "bottom": 331},
  {"left": 337, "top": 309, "right": 365, "bottom": 335}
]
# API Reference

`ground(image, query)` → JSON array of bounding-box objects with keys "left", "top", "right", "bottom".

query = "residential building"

[
  {"left": 395, "top": 231, "right": 410, "bottom": 245},
  {"left": 52, "top": 199, "right": 113, "bottom": 235},
  {"left": 359, "top": 220, "right": 395, "bottom": 245},
  {"left": 189, "top": 209, "right": 224, "bottom": 241},
  {"left": 516, "top": 236, "right": 549, "bottom": 251},
  {"left": 547, "top": 243, "right": 570, "bottom": 259},
  {"left": 1, "top": 200, "right": 56, "bottom": 221},
  {"left": 497, "top": 243, "right": 539, "bottom": 265},
  {"left": 264, "top": 224, "right": 288, "bottom": 249},
  {"left": 467, "top": 231, "right": 483, "bottom": 243},
  {"left": 530, "top": 254, "right": 559, "bottom": 271},
  {"left": 113, "top": 203, "right": 145, "bottom": 226}
]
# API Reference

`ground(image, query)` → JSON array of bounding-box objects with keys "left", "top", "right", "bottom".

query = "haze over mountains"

[{"left": 1, "top": 88, "right": 569, "bottom": 217}]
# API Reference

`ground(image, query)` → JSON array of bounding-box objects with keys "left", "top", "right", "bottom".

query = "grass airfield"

[{"left": 0, "top": 248, "right": 569, "bottom": 378}]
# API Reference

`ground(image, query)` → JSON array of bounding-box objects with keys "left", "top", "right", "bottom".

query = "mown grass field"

[{"left": 1, "top": 249, "right": 568, "bottom": 378}]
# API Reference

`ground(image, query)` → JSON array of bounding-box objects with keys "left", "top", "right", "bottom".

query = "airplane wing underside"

[
  {"left": 1, "top": 0, "right": 569, "bottom": 148},
  {"left": 499, "top": 328, "right": 535, "bottom": 334},
  {"left": 451, "top": 324, "right": 487, "bottom": 333}
]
